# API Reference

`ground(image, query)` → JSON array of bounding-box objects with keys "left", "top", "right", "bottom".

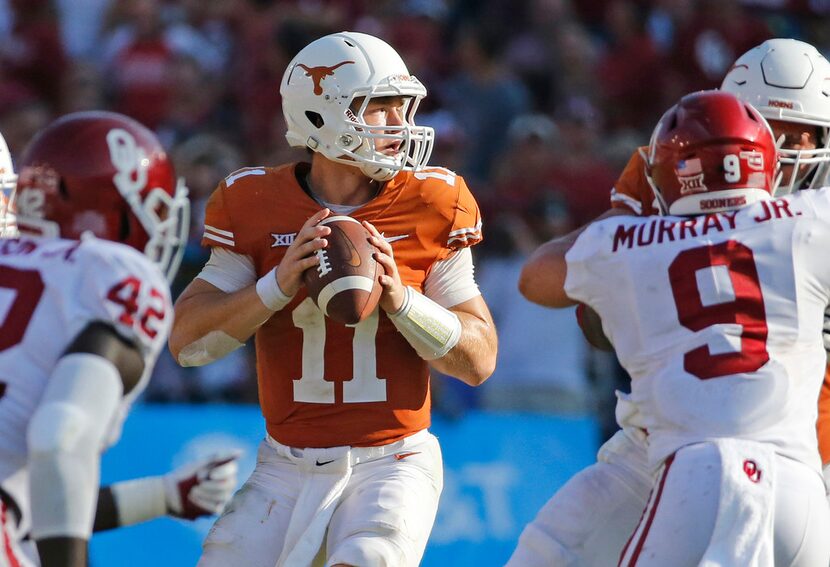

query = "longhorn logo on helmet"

[{"left": 296, "top": 61, "right": 355, "bottom": 95}]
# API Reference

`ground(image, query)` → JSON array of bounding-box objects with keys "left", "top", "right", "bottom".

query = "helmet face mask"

[
  {"left": 345, "top": 93, "right": 433, "bottom": 179},
  {"left": 721, "top": 38, "right": 830, "bottom": 195},
  {"left": 131, "top": 177, "right": 190, "bottom": 282},
  {"left": 281, "top": 31, "right": 435, "bottom": 181},
  {"left": 771, "top": 121, "right": 830, "bottom": 194},
  {"left": 14, "top": 111, "right": 189, "bottom": 282},
  {"left": 646, "top": 91, "right": 778, "bottom": 216}
]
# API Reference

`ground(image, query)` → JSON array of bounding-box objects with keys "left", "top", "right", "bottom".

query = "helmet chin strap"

[
  {"left": 360, "top": 162, "right": 397, "bottom": 181},
  {"left": 644, "top": 168, "right": 669, "bottom": 216},
  {"left": 353, "top": 137, "right": 402, "bottom": 181}
]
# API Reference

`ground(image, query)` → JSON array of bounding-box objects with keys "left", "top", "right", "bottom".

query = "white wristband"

[
  {"left": 256, "top": 267, "right": 293, "bottom": 311},
  {"left": 388, "top": 287, "right": 462, "bottom": 360},
  {"left": 110, "top": 476, "right": 168, "bottom": 527}
]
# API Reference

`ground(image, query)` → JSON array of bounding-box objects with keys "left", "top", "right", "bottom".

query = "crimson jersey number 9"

[{"left": 668, "top": 240, "right": 769, "bottom": 380}]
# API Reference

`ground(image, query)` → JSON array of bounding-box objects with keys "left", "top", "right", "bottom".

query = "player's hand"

[
  {"left": 363, "top": 220, "right": 406, "bottom": 313},
  {"left": 276, "top": 208, "right": 331, "bottom": 297},
  {"left": 163, "top": 452, "right": 240, "bottom": 520}
]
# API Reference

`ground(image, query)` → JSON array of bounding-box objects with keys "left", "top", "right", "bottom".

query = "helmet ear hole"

[
  {"left": 305, "top": 111, "right": 324, "bottom": 129},
  {"left": 667, "top": 112, "right": 678, "bottom": 131}
]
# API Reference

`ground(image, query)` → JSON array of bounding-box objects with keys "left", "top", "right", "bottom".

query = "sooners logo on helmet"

[{"left": 647, "top": 90, "right": 777, "bottom": 216}]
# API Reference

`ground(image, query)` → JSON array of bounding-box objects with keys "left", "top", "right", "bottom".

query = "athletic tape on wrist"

[
  {"left": 110, "top": 476, "right": 168, "bottom": 527},
  {"left": 177, "top": 330, "right": 244, "bottom": 367},
  {"left": 256, "top": 267, "right": 293, "bottom": 311},
  {"left": 388, "top": 286, "right": 461, "bottom": 360}
]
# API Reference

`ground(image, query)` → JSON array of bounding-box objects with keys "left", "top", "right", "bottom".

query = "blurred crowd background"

[{"left": 1, "top": 0, "right": 825, "bottom": 441}]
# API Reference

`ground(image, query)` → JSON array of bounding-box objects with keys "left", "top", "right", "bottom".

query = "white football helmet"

[
  {"left": 0, "top": 132, "right": 17, "bottom": 237},
  {"left": 280, "top": 31, "right": 434, "bottom": 181},
  {"left": 721, "top": 38, "right": 830, "bottom": 194}
]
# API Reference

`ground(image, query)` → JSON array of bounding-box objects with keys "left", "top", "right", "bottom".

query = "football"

[{"left": 303, "top": 215, "right": 383, "bottom": 325}]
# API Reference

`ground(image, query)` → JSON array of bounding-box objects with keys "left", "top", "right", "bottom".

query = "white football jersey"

[
  {"left": 566, "top": 189, "right": 830, "bottom": 471},
  {"left": 0, "top": 236, "right": 172, "bottom": 521}
]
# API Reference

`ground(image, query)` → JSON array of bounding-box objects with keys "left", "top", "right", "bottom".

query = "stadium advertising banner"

[{"left": 94, "top": 405, "right": 597, "bottom": 566}]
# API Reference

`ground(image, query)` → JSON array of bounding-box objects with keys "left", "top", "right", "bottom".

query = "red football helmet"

[
  {"left": 15, "top": 111, "right": 189, "bottom": 281},
  {"left": 646, "top": 90, "right": 778, "bottom": 215}
]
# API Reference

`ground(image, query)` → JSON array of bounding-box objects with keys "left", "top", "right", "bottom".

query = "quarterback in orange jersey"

[
  {"left": 169, "top": 32, "right": 497, "bottom": 567},
  {"left": 508, "top": 39, "right": 830, "bottom": 567}
]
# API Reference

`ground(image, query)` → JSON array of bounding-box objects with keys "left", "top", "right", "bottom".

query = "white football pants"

[
  {"left": 198, "top": 429, "right": 442, "bottom": 567},
  {"left": 507, "top": 429, "right": 654, "bottom": 566},
  {"left": 618, "top": 441, "right": 830, "bottom": 567}
]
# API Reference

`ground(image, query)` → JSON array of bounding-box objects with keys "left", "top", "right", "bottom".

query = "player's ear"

[{"left": 63, "top": 322, "right": 145, "bottom": 394}]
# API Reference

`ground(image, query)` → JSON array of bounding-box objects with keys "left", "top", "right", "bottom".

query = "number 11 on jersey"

[{"left": 291, "top": 298, "right": 387, "bottom": 403}]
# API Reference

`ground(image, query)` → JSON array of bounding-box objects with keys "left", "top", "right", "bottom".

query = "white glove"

[{"left": 163, "top": 452, "right": 240, "bottom": 520}]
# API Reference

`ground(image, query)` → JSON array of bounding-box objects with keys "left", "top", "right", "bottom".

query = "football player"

[
  {"left": 168, "top": 32, "right": 498, "bottom": 567},
  {"left": 0, "top": 110, "right": 228, "bottom": 567},
  {"left": 520, "top": 90, "right": 830, "bottom": 566},
  {"left": 508, "top": 38, "right": 830, "bottom": 567},
  {"left": 0, "top": 124, "right": 239, "bottom": 567}
]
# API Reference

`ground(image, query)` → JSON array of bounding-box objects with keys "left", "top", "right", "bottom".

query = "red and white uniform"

[
  {"left": 511, "top": 150, "right": 830, "bottom": 567},
  {"left": 612, "top": 148, "right": 830, "bottom": 464},
  {"left": 0, "top": 236, "right": 171, "bottom": 561},
  {"left": 198, "top": 164, "right": 482, "bottom": 567},
  {"left": 563, "top": 190, "right": 830, "bottom": 566}
]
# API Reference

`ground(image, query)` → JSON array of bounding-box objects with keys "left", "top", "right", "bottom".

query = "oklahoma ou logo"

[
  {"left": 107, "top": 128, "right": 148, "bottom": 196},
  {"left": 297, "top": 61, "right": 355, "bottom": 95},
  {"left": 743, "top": 459, "right": 762, "bottom": 483}
]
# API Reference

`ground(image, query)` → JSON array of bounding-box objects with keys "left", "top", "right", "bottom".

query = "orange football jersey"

[
  {"left": 202, "top": 164, "right": 482, "bottom": 448},
  {"left": 819, "top": 366, "right": 830, "bottom": 465},
  {"left": 609, "top": 147, "right": 660, "bottom": 216},
  {"left": 609, "top": 147, "right": 830, "bottom": 465}
]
